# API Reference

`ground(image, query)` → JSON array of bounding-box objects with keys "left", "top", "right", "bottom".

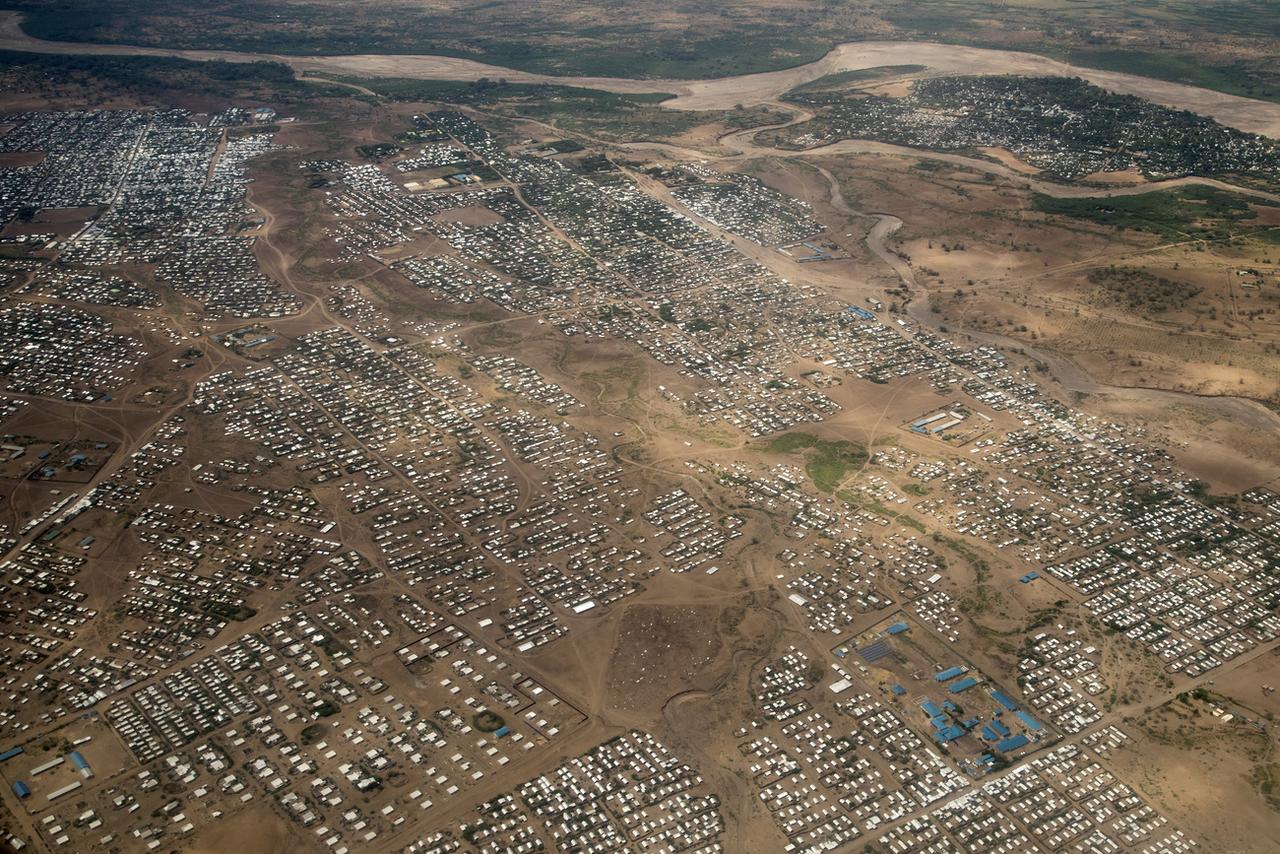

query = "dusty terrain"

[{"left": 1, "top": 24, "right": 1279, "bottom": 854}]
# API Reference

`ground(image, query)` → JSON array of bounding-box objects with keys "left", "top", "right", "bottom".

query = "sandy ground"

[
  {"left": 979, "top": 147, "right": 1041, "bottom": 174},
  {"left": 185, "top": 804, "right": 301, "bottom": 854},
  {"left": 4, "top": 11, "right": 1280, "bottom": 136}
]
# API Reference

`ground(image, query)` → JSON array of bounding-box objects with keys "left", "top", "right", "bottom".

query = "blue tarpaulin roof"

[
  {"left": 1015, "top": 710, "right": 1043, "bottom": 731},
  {"left": 949, "top": 676, "right": 979, "bottom": 693},
  {"left": 996, "top": 734, "right": 1030, "bottom": 752},
  {"left": 991, "top": 690, "right": 1019, "bottom": 711},
  {"left": 935, "top": 666, "right": 967, "bottom": 682}
]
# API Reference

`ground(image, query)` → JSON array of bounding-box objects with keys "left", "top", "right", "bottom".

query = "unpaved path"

[{"left": 4, "top": 11, "right": 1280, "bottom": 136}]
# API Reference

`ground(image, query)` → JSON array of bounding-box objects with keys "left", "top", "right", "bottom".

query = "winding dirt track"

[{"left": 4, "top": 11, "right": 1280, "bottom": 136}]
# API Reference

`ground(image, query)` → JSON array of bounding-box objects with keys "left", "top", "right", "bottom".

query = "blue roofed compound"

[
  {"left": 855, "top": 619, "right": 1048, "bottom": 770},
  {"left": 910, "top": 680, "right": 1046, "bottom": 763}
]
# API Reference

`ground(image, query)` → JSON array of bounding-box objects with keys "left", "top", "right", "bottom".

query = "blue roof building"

[
  {"left": 991, "top": 690, "right": 1019, "bottom": 711},
  {"left": 995, "top": 734, "right": 1030, "bottom": 752},
  {"left": 1015, "top": 710, "right": 1043, "bottom": 731}
]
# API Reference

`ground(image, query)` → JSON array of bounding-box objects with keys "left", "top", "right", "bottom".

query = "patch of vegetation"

[
  {"left": 357, "top": 142, "right": 399, "bottom": 160},
  {"left": 1034, "top": 186, "right": 1270, "bottom": 240},
  {"left": 1252, "top": 761, "right": 1280, "bottom": 810},
  {"left": 345, "top": 77, "right": 795, "bottom": 142},
  {"left": 13, "top": 0, "right": 1280, "bottom": 104},
  {"left": 781, "top": 75, "right": 1280, "bottom": 184},
  {"left": 722, "top": 105, "right": 795, "bottom": 132},
  {"left": 315, "top": 634, "right": 348, "bottom": 658},
  {"left": 789, "top": 64, "right": 927, "bottom": 94},
  {"left": 765, "top": 431, "right": 867, "bottom": 492},
  {"left": 9, "top": 0, "right": 832, "bottom": 79},
  {"left": 931, "top": 532, "right": 999, "bottom": 613},
  {"left": 882, "top": 0, "right": 1280, "bottom": 103},
  {"left": 330, "top": 75, "right": 671, "bottom": 107},
  {"left": 1058, "top": 48, "right": 1280, "bottom": 104},
  {"left": 472, "top": 710, "right": 506, "bottom": 733},
  {"left": 1024, "top": 600, "right": 1069, "bottom": 631},
  {"left": 0, "top": 48, "right": 351, "bottom": 102},
  {"left": 1086, "top": 266, "right": 1202, "bottom": 313},
  {"left": 312, "top": 700, "right": 339, "bottom": 718},
  {"left": 515, "top": 98, "right": 789, "bottom": 143},
  {"left": 1186, "top": 478, "right": 1239, "bottom": 508},
  {"left": 838, "top": 490, "right": 926, "bottom": 532},
  {"left": 200, "top": 600, "right": 256, "bottom": 621}
]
